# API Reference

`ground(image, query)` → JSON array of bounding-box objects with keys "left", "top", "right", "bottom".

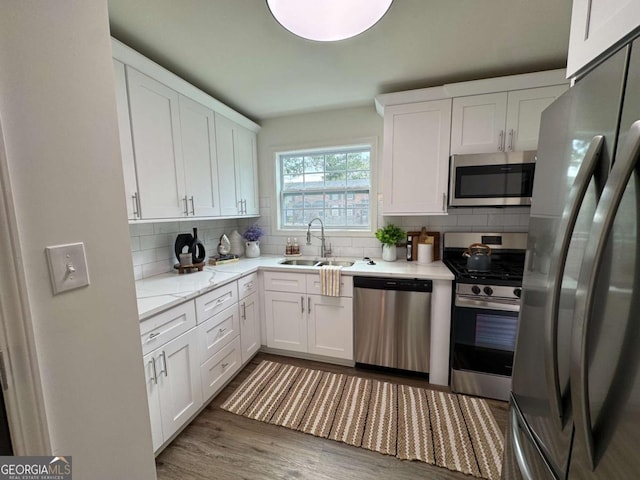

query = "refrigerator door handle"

[
  {"left": 572, "top": 120, "right": 640, "bottom": 470},
  {"left": 546, "top": 135, "right": 604, "bottom": 429},
  {"left": 511, "top": 406, "right": 535, "bottom": 480}
]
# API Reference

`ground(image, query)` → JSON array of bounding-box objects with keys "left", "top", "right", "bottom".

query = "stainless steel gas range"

[{"left": 443, "top": 232, "right": 527, "bottom": 401}]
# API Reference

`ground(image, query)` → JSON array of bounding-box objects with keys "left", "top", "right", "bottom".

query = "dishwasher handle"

[{"left": 353, "top": 276, "right": 432, "bottom": 292}]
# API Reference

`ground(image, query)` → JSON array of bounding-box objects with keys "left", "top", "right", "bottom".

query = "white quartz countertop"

[{"left": 136, "top": 255, "right": 454, "bottom": 320}]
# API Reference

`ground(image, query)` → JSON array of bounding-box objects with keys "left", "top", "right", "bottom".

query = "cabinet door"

[
  {"left": 214, "top": 113, "right": 240, "bottom": 216},
  {"left": 567, "top": 0, "right": 640, "bottom": 77},
  {"left": 127, "top": 67, "right": 186, "bottom": 218},
  {"left": 239, "top": 291, "right": 260, "bottom": 363},
  {"left": 112, "top": 59, "right": 139, "bottom": 220},
  {"left": 142, "top": 352, "right": 164, "bottom": 452},
  {"left": 307, "top": 295, "right": 353, "bottom": 360},
  {"left": 505, "top": 85, "right": 568, "bottom": 151},
  {"left": 156, "top": 328, "right": 203, "bottom": 442},
  {"left": 234, "top": 126, "right": 259, "bottom": 215},
  {"left": 383, "top": 99, "right": 451, "bottom": 215},
  {"left": 451, "top": 92, "right": 508, "bottom": 154},
  {"left": 178, "top": 95, "right": 221, "bottom": 217},
  {"left": 264, "top": 291, "right": 307, "bottom": 352}
]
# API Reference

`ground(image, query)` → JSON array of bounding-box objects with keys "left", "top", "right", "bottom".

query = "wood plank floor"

[{"left": 156, "top": 353, "right": 509, "bottom": 480}]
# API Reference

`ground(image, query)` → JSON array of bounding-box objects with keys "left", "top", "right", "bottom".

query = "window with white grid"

[{"left": 277, "top": 144, "right": 371, "bottom": 230}]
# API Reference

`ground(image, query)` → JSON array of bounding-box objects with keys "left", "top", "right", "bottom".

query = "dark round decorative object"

[
  {"left": 174, "top": 233, "right": 194, "bottom": 262},
  {"left": 190, "top": 228, "right": 206, "bottom": 264}
]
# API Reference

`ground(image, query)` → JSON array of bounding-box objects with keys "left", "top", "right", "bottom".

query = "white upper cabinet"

[
  {"left": 112, "top": 59, "right": 139, "bottom": 220},
  {"left": 451, "top": 85, "right": 567, "bottom": 154},
  {"left": 504, "top": 85, "right": 568, "bottom": 151},
  {"left": 451, "top": 92, "right": 507, "bottom": 154},
  {"left": 112, "top": 38, "right": 260, "bottom": 221},
  {"left": 126, "top": 67, "right": 187, "bottom": 219},
  {"left": 383, "top": 99, "right": 451, "bottom": 215},
  {"left": 214, "top": 113, "right": 239, "bottom": 216},
  {"left": 568, "top": 0, "right": 640, "bottom": 77},
  {"left": 234, "top": 126, "right": 259, "bottom": 215},
  {"left": 215, "top": 113, "right": 259, "bottom": 216},
  {"left": 178, "top": 95, "right": 221, "bottom": 217}
]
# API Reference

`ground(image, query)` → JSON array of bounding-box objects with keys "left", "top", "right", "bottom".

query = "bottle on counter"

[
  {"left": 406, "top": 235, "right": 414, "bottom": 261},
  {"left": 286, "top": 237, "right": 292, "bottom": 255},
  {"left": 293, "top": 238, "right": 299, "bottom": 255}
]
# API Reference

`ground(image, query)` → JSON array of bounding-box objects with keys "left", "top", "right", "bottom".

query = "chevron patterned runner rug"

[{"left": 221, "top": 360, "right": 503, "bottom": 480}]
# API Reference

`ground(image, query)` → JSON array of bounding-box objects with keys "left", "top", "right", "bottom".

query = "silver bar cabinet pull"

[
  {"left": 508, "top": 128, "right": 514, "bottom": 151},
  {"left": 301, "top": 296, "right": 304, "bottom": 314},
  {"left": 132, "top": 193, "right": 139, "bottom": 218},
  {"left": 498, "top": 130, "right": 504, "bottom": 151},
  {"left": 150, "top": 357, "right": 158, "bottom": 385},
  {"left": 183, "top": 196, "right": 189, "bottom": 216},
  {"left": 161, "top": 351, "right": 168, "bottom": 377},
  {"left": 189, "top": 195, "right": 195, "bottom": 216}
]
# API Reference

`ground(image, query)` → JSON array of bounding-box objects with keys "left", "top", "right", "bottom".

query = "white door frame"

[{"left": 0, "top": 113, "right": 50, "bottom": 454}]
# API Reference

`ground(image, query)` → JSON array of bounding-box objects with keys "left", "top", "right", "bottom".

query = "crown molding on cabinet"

[
  {"left": 374, "top": 68, "right": 567, "bottom": 116},
  {"left": 111, "top": 38, "right": 260, "bottom": 133}
]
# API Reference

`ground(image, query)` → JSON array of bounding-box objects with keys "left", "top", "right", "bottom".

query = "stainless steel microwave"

[{"left": 449, "top": 151, "right": 537, "bottom": 207}]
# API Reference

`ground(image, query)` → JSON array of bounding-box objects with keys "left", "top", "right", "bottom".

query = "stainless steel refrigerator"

[{"left": 502, "top": 36, "right": 640, "bottom": 479}]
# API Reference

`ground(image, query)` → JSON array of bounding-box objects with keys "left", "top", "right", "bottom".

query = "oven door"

[
  {"left": 449, "top": 152, "right": 536, "bottom": 207},
  {"left": 452, "top": 295, "right": 519, "bottom": 377}
]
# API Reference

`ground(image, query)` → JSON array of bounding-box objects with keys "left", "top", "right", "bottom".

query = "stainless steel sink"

[
  {"left": 278, "top": 258, "right": 355, "bottom": 267},
  {"left": 316, "top": 260, "right": 355, "bottom": 267},
  {"left": 279, "top": 259, "right": 320, "bottom": 266}
]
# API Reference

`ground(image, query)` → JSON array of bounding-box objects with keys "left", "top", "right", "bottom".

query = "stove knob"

[
  {"left": 471, "top": 285, "right": 481, "bottom": 295},
  {"left": 514, "top": 288, "right": 522, "bottom": 298},
  {"left": 483, "top": 286, "right": 494, "bottom": 296}
]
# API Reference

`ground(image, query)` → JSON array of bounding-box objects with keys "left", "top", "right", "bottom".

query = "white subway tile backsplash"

[
  {"left": 130, "top": 236, "right": 141, "bottom": 252},
  {"left": 488, "top": 214, "right": 521, "bottom": 226},
  {"left": 130, "top": 218, "right": 243, "bottom": 279},
  {"left": 132, "top": 249, "right": 156, "bottom": 267},
  {"left": 154, "top": 222, "right": 180, "bottom": 234},
  {"left": 142, "top": 260, "right": 174, "bottom": 278},
  {"left": 457, "top": 214, "right": 488, "bottom": 226},
  {"left": 140, "top": 233, "right": 172, "bottom": 250},
  {"left": 129, "top": 223, "right": 154, "bottom": 236},
  {"left": 133, "top": 265, "right": 142, "bottom": 281}
]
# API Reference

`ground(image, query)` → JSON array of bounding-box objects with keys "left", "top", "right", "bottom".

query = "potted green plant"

[{"left": 374, "top": 224, "right": 405, "bottom": 262}]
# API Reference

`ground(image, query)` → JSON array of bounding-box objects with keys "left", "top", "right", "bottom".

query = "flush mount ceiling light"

[{"left": 267, "top": 0, "right": 393, "bottom": 42}]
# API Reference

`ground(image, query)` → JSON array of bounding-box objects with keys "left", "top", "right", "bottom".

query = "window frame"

[{"left": 273, "top": 138, "right": 378, "bottom": 236}]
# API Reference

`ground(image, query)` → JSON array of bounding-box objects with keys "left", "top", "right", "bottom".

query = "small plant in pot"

[
  {"left": 375, "top": 224, "right": 405, "bottom": 262},
  {"left": 242, "top": 223, "right": 264, "bottom": 258}
]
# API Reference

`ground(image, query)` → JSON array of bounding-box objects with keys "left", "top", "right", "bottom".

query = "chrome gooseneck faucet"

[{"left": 306, "top": 217, "right": 332, "bottom": 258}]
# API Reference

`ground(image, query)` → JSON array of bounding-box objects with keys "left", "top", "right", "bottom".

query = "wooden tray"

[{"left": 173, "top": 262, "right": 205, "bottom": 274}]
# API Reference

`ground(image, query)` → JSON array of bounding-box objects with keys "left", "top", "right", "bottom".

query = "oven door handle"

[{"left": 455, "top": 295, "right": 520, "bottom": 312}]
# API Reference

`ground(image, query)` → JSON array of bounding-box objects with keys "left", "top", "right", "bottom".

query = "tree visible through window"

[{"left": 278, "top": 145, "right": 371, "bottom": 229}]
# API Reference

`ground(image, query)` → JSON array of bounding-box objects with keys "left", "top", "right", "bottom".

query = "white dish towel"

[{"left": 320, "top": 265, "right": 342, "bottom": 296}]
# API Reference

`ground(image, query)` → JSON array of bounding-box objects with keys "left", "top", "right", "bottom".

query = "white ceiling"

[{"left": 108, "top": 0, "right": 573, "bottom": 122}]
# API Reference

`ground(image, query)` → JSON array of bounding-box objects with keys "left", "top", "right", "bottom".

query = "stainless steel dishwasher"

[{"left": 354, "top": 276, "right": 432, "bottom": 374}]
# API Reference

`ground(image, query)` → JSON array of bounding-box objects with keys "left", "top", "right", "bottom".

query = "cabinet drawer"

[
  {"left": 197, "top": 303, "right": 239, "bottom": 364},
  {"left": 238, "top": 272, "right": 258, "bottom": 300},
  {"left": 263, "top": 271, "right": 306, "bottom": 293},
  {"left": 195, "top": 281, "right": 238, "bottom": 324},
  {"left": 306, "top": 273, "right": 353, "bottom": 297},
  {"left": 200, "top": 336, "right": 241, "bottom": 401},
  {"left": 140, "top": 301, "right": 196, "bottom": 356}
]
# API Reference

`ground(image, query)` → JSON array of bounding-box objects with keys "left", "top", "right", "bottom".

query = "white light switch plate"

[{"left": 45, "top": 242, "right": 90, "bottom": 295}]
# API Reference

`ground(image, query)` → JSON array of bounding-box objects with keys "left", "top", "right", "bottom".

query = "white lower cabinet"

[
  {"left": 264, "top": 291, "right": 308, "bottom": 353},
  {"left": 239, "top": 291, "right": 260, "bottom": 363},
  {"left": 307, "top": 295, "right": 353, "bottom": 360},
  {"left": 140, "top": 275, "right": 261, "bottom": 454},
  {"left": 201, "top": 336, "right": 242, "bottom": 400},
  {"left": 263, "top": 272, "right": 354, "bottom": 361},
  {"left": 143, "top": 327, "right": 202, "bottom": 452}
]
